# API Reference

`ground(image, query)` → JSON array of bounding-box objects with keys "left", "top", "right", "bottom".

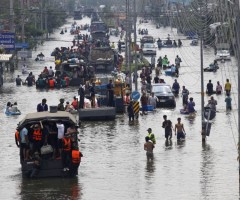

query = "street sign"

[
  {"left": 133, "top": 101, "right": 140, "bottom": 114},
  {"left": 0, "top": 33, "right": 15, "bottom": 50},
  {"left": 15, "top": 43, "right": 29, "bottom": 49},
  {"left": 17, "top": 50, "right": 32, "bottom": 58},
  {"left": 131, "top": 91, "right": 140, "bottom": 100}
]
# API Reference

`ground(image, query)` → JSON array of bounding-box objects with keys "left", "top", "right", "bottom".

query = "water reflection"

[
  {"left": 200, "top": 143, "right": 214, "bottom": 199},
  {"left": 165, "top": 139, "right": 173, "bottom": 149},
  {"left": 175, "top": 140, "right": 186, "bottom": 148},
  {"left": 20, "top": 177, "right": 82, "bottom": 200},
  {"left": 145, "top": 159, "right": 155, "bottom": 178}
]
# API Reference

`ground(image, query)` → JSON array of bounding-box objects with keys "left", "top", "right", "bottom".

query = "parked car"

[
  {"left": 140, "top": 36, "right": 154, "bottom": 44},
  {"left": 151, "top": 83, "right": 176, "bottom": 107},
  {"left": 215, "top": 49, "right": 231, "bottom": 61},
  {"left": 142, "top": 43, "right": 156, "bottom": 55}
]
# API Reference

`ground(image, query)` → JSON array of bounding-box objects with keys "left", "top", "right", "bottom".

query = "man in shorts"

[
  {"left": 144, "top": 136, "right": 154, "bottom": 161},
  {"left": 162, "top": 115, "right": 173, "bottom": 140},
  {"left": 175, "top": 118, "right": 186, "bottom": 140}
]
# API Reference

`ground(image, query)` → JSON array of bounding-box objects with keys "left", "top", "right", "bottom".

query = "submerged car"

[
  {"left": 140, "top": 35, "right": 154, "bottom": 44},
  {"left": 142, "top": 43, "right": 157, "bottom": 55},
  {"left": 16, "top": 110, "right": 81, "bottom": 178},
  {"left": 215, "top": 49, "right": 231, "bottom": 60},
  {"left": 151, "top": 83, "right": 176, "bottom": 107}
]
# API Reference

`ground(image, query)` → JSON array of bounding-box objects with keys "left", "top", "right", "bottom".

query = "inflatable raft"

[{"left": 5, "top": 109, "right": 21, "bottom": 115}]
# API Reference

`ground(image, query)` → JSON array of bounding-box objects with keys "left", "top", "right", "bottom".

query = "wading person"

[
  {"left": 25, "top": 72, "right": 35, "bottom": 86},
  {"left": 216, "top": 81, "right": 222, "bottom": 95},
  {"left": 144, "top": 136, "right": 154, "bottom": 162},
  {"left": 16, "top": 75, "right": 22, "bottom": 86},
  {"left": 225, "top": 93, "right": 232, "bottom": 111},
  {"left": 146, "top": 128, "right": 156, "bottom": 144},
  {"left": 206, "top": 80, "right": 214, "bottom": 95},
  {"left": 140, "top": 92, "right": 148, "bottom": 115},
  {"left": 224, "top": 79, "right": 231, "bottom": 95},
  {"left": 187, "top": 97, "right": 195, "bottom": 113},
  {"left": 162, "top": 115, "right": 172, "bottom": 140},
  {"left": 148, "top": 92, "right": 158, "bottom": 109},
  {"left": 182, "top": 86, "right": 189, "bottom": 106},
  {"left": 175, "top": 117, "right": 186, "bottom": 141},
  {"left": 127, "top": 101, "right": 135, "bottom": 122}
]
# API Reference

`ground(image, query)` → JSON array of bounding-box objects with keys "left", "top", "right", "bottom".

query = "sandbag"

[{"left": 41, "top": 144, "right": 53, "bottom": 155}]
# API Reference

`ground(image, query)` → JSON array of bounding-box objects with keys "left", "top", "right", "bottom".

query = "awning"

[{"left": 0, "top": 54, "right": 13, "bottom": 61}]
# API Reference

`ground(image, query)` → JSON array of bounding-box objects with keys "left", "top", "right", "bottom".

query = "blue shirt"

[
  {"left": 37, "top": 103, "right": 48, "bottom": 112},
  {"left": 188, "top": 101, "right": 195, "bottom": 113}
]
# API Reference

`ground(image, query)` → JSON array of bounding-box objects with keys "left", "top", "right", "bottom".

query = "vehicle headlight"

[{"left": 169, "top": 96, "right": 174, "bottom": 99}]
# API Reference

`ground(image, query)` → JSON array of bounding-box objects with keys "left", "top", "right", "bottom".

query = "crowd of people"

[{"left": 15, "top": 118, "right": 82, "bottom": 176}]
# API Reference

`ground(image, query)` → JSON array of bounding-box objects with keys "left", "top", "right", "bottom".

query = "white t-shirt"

[
  {"left": 56, "top": 123, "right": 65, "bottom": 139},
  {"left": 20, "top": 127, "right": 28, "bottom": 143},
  {"left": 48, "top": 68, "right": 54, "bottom": 76},
  {"left": 148, "top": 96, "right": 158, "bottom": 107}
]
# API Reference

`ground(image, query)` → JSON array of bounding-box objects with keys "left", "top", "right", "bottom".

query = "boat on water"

[
  {"left": 5, "top": 109, "right": 21, "bottom": 115},
  {"left": 16, "top": 110, "right": 81, "bottom": 178}
]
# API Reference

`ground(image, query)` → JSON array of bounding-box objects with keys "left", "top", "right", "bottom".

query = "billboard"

[{"left": 0, "top": 33, "right": 15, "bottom": 50}]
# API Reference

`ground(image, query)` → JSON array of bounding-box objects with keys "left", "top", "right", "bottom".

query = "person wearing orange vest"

[
  {"left": 62, "top": 135, "right": 72, "bottom": 171},
  {"left": 15, "top": 129, "right": 20, "bottom": 148},
  {"left": 48, "top": 78, "right": 55, "bottom": 88},
  {"left": 31, "top": 122, "right": 43, "bottom": 155},
  {"left": 70, "top": 149, "right": 83, "bottom": 176}
]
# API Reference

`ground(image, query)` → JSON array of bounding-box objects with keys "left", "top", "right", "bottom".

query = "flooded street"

[{"left": 0, "top": 17, "right": 238, "bottom": 200}]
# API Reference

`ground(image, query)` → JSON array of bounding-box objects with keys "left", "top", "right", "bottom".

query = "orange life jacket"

[
  {"left": 49, "top": 79, "right": 54, "bottom": 87},
  {"left": 33, "top": 129, "right": 42, "bottom": 141},
  {"left": 15, "top": 130, "right": 20, "bottom": 142},
  {"left": 63, "top": 137, "right": 71, "bottom": 151},
  {"left": 72, "top": 150, "right": 81, "bottom": 164}
]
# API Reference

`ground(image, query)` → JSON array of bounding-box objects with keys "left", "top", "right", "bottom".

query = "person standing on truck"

[
  {"left": 107, "top": 80, "right": 114, "bottom": 107},
  {"left": 90, "top": 82, "right": 96, "bottom": 108}
]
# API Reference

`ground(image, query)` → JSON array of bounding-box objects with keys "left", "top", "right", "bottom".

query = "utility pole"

[
  {"left": 199, "top": 4, "right": 205, "bottom": 143},
  {"left": 125, "top": 0, "right": 132, "bottom": 89},
  {"left": 133, "top": 0, "right": 138, "bottom": 91},
  {"left": 44, "top": 0, "right": 48, "bottom": 39},
  {"left": 10, "top": 0, "right": 14, "bottom": 32},
  {"left": 127, "top": 0, "right": 132, "bottom": 89},
  {"left": 21, "top": 0, "right": 25, "bottom": 43},
  {"left": 234, "top": 0, "right": 240, "bottom": 175},
  {"left": 40, "top": 0, "right": 43, "bottom": 31}
]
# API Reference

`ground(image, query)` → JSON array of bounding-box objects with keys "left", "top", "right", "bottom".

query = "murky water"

[{"left": 0, "top": 17, "right": 238, "bottom": 200}]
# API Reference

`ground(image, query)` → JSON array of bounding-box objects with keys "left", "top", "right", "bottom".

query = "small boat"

[
  {"left": 190, "top": 39, "right": 198, "bottom": 46},
  {"left": 165, "top": 69, "right": 178, "bottom": 77},
  {"left": 204, "top": 63, "right": 219, "bottom": 72},
  {"left": 5, "top": 109, "right": 21, "bottom": 115},
  {"left": 180, "top": 109, "right": 197, "bottom": 116}
]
